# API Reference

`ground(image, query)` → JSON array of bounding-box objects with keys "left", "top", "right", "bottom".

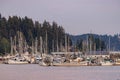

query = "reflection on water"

[{"left": 0, "top": 64, "right": 120, "bottom": 80}]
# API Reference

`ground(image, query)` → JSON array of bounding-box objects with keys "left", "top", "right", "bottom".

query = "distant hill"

[{"left": 70, "top": 34, "right": 120, "bottom": 51}]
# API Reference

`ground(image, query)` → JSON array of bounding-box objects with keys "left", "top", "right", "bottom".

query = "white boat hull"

[
  {"left": 7, "top": 59, "right": 28, "bottom": 64},
  {"left": 101, "top": 62, "right": 113, "bottom": 66}
]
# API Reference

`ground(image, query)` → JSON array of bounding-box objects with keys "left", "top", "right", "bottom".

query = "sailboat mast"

[
  {"left": 46, "top": 30, "right": 48, "bottom": 54},
  {"left": 86, "top": 35, "right": 88, "bottom": 55},
  {"left": 94, "top": 43, "right": 96, "bottom": 55},
  {"left": 82, "top": 41, "right": 84, "bottom": 53},
  {"left": 18, "top": 31, "right": 22, "bottom": 54},
  {"left": 32, "top": 41, "right": 34, "bottom": 56},
  {"left": 65, "top": 34, "right": 67, "bottom": 52},
  {"left": 24, "top": 40, "right": 27, "bottom": 52},
  {"left": 68, "top": 36, "right": 69, "bottom": 52},
  {"left": 14, "top": 36, "right": 17, "bottom": 54},
  {"left": 60, "top": 40, "right": 62, "bottom": 52},
  {"left": 99, "top": 36, "right": 102, "bottom": 55},
  {"left": 40, "top": 36, "right": 42, "bottom": 53},
  {"left": 89, "top": 35, "right": 92, "bottom": 55},
  {"left": 56, "top": 31, "right": 59, "bottom": 52},
  {"left": 35, "top": 37, "right": 38, "bottom": 54},
  {"left": 10, "top": 37, "right": 13, "bottom": 55},
  {"left": 108, "top": 36, "right": 111, "bottom": 53},
  {"left": 52, "top": 40, "right": 54, "bottom": 52}
]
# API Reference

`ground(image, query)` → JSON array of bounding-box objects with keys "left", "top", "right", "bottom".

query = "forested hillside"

[
  {"left": 71, "top": 34, "right": 120, "bottom": 51},
  {"left": 0, "top": 14, "right": 120, "bottom": 55},
  {"left": 0, "top": 14, "right": 72, "bottom": 55}
]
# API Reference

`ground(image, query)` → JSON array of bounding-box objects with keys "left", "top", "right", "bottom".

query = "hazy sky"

[{"left": 0, "top": 0, "right": 120, "bottom": 35}]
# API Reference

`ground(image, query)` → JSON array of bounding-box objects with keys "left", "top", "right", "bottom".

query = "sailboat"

[
  {"left": 100, "top": 36, "right": 113, "bottom": 66},
  {"left": 7, "top": 31, "right": 29, "bottom": 64},
  {"left": 38, "top": 31, "right": 53, "bottom": 66}
]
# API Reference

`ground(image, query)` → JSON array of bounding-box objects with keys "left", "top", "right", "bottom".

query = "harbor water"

[{"left": 0, "top": 64, "right": 120, "bottom": 80}]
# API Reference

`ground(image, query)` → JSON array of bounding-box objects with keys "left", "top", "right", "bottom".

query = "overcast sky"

[{"left": 0, "top": 0, "right": 120, "bottom": 35}]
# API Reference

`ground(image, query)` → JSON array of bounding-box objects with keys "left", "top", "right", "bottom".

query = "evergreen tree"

[
  {"left": 0, "top": 37, "right": 10, "bottom": 55},
  {"left": 0, "top": 14, "right": 70, "bottom": 54}
]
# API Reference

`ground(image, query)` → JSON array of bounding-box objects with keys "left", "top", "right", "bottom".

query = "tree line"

[
  {"left": 0, "top": 13, "right": 107, "bottom": 56},
  {"left": 76, "top": 34, "right": 106, "bottom": 52},
  {"left": 0, "top": 14, "right": 72, "bottom": 55}
]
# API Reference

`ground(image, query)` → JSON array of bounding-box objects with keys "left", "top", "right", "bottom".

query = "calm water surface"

[{"left": 0, "top": 64, "right": 120, "bottom": 80}]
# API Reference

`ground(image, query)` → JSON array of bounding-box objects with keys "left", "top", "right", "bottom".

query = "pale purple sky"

[{"left": 0, "top": 0, "right": 120, "bottom": 35}]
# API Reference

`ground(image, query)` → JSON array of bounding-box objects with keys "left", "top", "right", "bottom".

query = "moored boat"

[
  {"left": 7, "top": 59, "right": 28, "bottom": 64},
  {"left": 100, "top": 61, "right": 113, "bottom": 66},
  {"left": 6, "top": 55, "right": 29, "bottom": 64}
]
